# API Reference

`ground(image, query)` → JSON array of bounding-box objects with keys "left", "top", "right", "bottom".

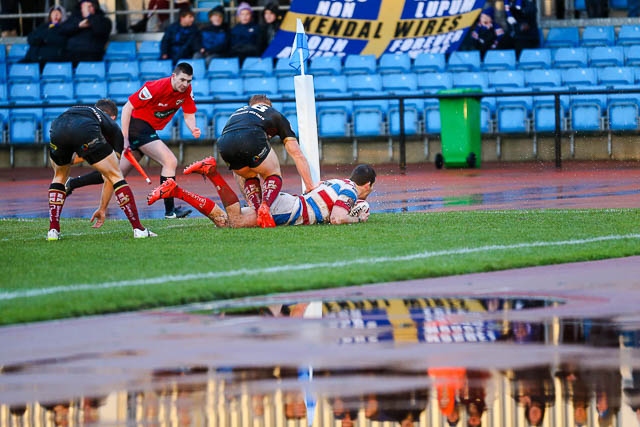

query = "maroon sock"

[
  {"left": 173, "top": 186, "right": 218, "bottom": 217},
  {"left": 48, "top": 183, "right": 66, "bottom": 232},
  {"left": 114, "top": 180, "right": 144, "bottom": 230},
  {"left": 262, "top": 175, "right": 282, "bottom": 208},
  {"left": 206, "top": 172, "right": 239, "bottom": 208},
  {"left": 244, "top": 177, "right": 262, "bottom": 211}
]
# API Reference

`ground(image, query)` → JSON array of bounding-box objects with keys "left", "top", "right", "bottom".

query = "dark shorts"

[
  {"left": 128, "top": 118, "right": 161, "bottom": 151},
  {"left": 217, "top": 129, "right": 271, "bottom": 170},
  {"left": 49, "top": 114, "right": 113, "bottom": 166}
]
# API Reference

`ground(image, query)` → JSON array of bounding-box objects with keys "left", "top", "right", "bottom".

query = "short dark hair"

[
  {"left": 249, "top": 94, "right": 272, "bottom": 106},
  {"left": 179, "top": 8, "right": 195, "bottom": 18},
  {"left": 350, "top": 164, "right": 376, "bottom": 186},
  {"left": 174, "top": 62, "right": 194, "bottom": 76},
  {"left": 95, "top": 98, "right": 117, "bottom": 117}
]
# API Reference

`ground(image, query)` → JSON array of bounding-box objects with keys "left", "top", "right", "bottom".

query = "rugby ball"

[{"left": 349, "top": 199, "right": 370, "bottom": 217}]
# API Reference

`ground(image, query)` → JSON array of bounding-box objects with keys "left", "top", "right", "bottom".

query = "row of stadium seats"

[{"left": 1, "top": 84, "right": 637, "bottom": 145}]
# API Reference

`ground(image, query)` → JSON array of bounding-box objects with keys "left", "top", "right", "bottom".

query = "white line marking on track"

[{"left": 1, "top": 233, "right": 639, "bottom": 301}]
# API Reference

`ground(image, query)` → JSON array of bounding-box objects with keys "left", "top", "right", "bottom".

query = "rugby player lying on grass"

[{"left": 146, "top": 156, "right": 376, "bottom": 228}]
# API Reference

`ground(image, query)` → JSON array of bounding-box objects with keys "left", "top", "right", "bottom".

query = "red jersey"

[{"left": 128, "top": 77, "right": 197, "bottom": 130}]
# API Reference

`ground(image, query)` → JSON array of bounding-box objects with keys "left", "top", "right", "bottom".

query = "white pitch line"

[{"left": 1, "top": 234, "right": 639, "bottom": 301}]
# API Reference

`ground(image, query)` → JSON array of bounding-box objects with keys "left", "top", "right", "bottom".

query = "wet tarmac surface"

[{"left": 1, "top": 162, "right": 640, "bottom": 427}]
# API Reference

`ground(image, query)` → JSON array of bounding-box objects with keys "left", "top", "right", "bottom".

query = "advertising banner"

[{"left": 262, "top": 0, "right": 486, "bottom": 60}]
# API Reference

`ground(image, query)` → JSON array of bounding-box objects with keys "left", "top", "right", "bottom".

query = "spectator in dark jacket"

[
  {"left": 258, "top": 2, "right": 281, "bottom": 54},
  {"left": 21, "top": 5, "right": 68, "bottom": 70},
  {"left": 59, "top": 0, "right": 112, "bottom": 66},
  {"left": 468, "top": 7, "right": 508, "bottom": 59},
  {"left": 196, "top": 5, "right": 230, "bottom": 64},
  {"left": 160, "top": 8, "right": 202, "bottom": 64},
  {"left": 229, "top": 2, "right": 261, "bottom": 63},
  {"left": 505, "top": 0, "right": 540, "bottom": 56}
]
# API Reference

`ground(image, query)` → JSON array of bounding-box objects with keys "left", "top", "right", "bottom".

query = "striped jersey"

[{"left": 271, "top": 179, "right": 358, "bottom": 226}]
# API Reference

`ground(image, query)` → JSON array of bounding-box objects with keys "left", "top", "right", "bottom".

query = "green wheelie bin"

[{"left": 435, "top": 88, "right": 481, "bottom": 169}]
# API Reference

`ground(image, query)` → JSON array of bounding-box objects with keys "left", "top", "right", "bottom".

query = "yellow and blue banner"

[{"left": 263, "top": 0, "right": 486, "bottom": 60}]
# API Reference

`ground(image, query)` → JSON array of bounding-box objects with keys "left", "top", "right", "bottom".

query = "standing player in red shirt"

[{"left": 75, "top": 62, "right": 201, "bottom": 222}]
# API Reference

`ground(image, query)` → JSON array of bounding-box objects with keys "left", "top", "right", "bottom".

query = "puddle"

[{"left": 2, "top": 296, "right": 640, "bottom": 426}]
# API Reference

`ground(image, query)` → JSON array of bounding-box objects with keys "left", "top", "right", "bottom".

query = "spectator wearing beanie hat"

[
  {"left": 196, "top": 5, "right": 231, "bottom": 64},
  {"left": 229, "top": 2, "right": 261, "bottom": 63},
  {"left": 258, "top": 2, "right": 281, "bottom": 54},
  {"left": 468, "top": 7, "right": 508, "bottom": 59}
]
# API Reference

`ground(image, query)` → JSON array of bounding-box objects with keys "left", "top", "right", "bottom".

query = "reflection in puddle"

[{"left": 2, "top": 297, "right": 640, "bottom": 427}]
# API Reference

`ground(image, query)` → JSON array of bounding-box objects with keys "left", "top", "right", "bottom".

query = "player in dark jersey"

[
  {"left": 146, "top": 157, "right": 375, "bottom": 228},
  {"left": 215, "top": 94, "right": 317, "bottom": 228},
  {"left": 47, "top": 99, "right": 156, "bottom": 240},
  {"left": 66, "top": 62, "right": 199, "bottom": 219}
]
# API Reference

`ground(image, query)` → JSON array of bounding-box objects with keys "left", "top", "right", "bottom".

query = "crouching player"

[{"left": 146, "top": 157, "right": 375, "bottom": 228}]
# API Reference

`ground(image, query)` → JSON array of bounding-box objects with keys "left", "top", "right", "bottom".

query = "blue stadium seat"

[
  {"left": 517, "top": 48, "right": 552, "bottom": 69},
  {"left": 139, "top": 59, "right": 172, "bottom": 81},
  {"left": 525, "top": 69, "right": 562, "bottom": 89},
  {"left": 608, "top": 85, "right": 640, "bottom": 131},
  {"left": 104, "top": 41, "right": 137, "bottom": 62},
  {"left": 137, "top": 40, "right": 161, "bottom": 60},
  {"left": 280, "top": 101, "right": 298, "bottom": 134},
  {"left": 107, "top": 80, "right": 141, "bottom": 104},
  {"left": 196, "top": 1, "right": 222, "bottom": 23},
  {"left": 532, "top": 96, "right": 567, "bottom": 133},
  {"left": 552, "top": 47, "right": 588, "bottom": 68},
  {"left": 495, "top": 87, "right": 533, "bottom": 133},
  {"left": 6, "top": 43, "right": 28, "bottom": 63},
  {"left": 424, "top": 102, "right": 441, "bottom": 134},
  {"left": 544, "top": 27, "right": 580, "bottom": 48},
  {"left": 190, "top": 78, "right": 210, "bottom": 98},
  {"left": 308, "top": 56, "right": 342, "bottom": 76},
  {"left": 9, "top": 82, "right": 40, "bottom": 104},
  {"left": 7, "top": 63, "right": 40, "bottom": 84},
  {"left": 274, "top": 56, "right": 298, "bottom": 77},
  {"left": 388, "top": 93, "right": 422, "bottom": 136},
  {"left": 346, "top": 73, "right": 383, "bottom": 93},
  {"left": 597, "top": 66, "right": 634, "bottom": 86},
  {"left": 561, "top": 67, "right": 598, "bottom": 87},
  {"left": 207, "top": 57, "right": 240, "bottom": 79},
  {"left": 569, "top": 85, "right": 607, "bottom": 131},
  {"left": 447, "top": 50, "right": 481, "bottom": 71},
  {"left": 41, "top": 62, "right": 73, "bottom": 83},
  {"left": 317, "top": 92, "right": 351, "bottom": 138},
  {"left": 482, "top": 49, "right": 517, "bottom": 70},
  {"left": 315, "top": 75, "right": 348, "bottom": 95},
  {"left": 42, "top": 82, "right": 75, "bottom": 105},
  {"left": 240, "top": 57, "right": 273, "bottom": 77},
  {"left": 412, "top": 52, "right": 446, "bottom": 73},
  {"left": 177, "top": 109, "right": 210, "bottom": 139},
  {"left": 209, "top": 77, "right": 244, "bottom": 99},
  {"left": 611, "top": 0, "right": 628, "bottom": 9},
  {"left": 156, "top": 116, "right": 175, "bottom": 141},
  {"left": 589, "top": 46, "right": 624, "bottom": 67},
  {"left": 243, "top": 76, "right": 278, "bottom": 96},
  {"left": 581, "top": 26, "right": 615, "bottom": 46},
  {"left": 0, "top": 64, "right": 6, "bottom": 84},
  {"left": 343, "top": 54, "right": 377, "bottom": 75},
  {"left": 74, "top": 81, "right": 108, "bottom": 104},
  {"left": 74, "top": 61, "right": 106, "bottom": 82},
  {"left": 381, "top": 72, "right": 418, "bottom": 92},
  {"left": 0, "top": 106, "right": 8, "bottom": 143},
  {"left": 488, "top": 70, "right": 525, "bottom": 91},
  {"left": 0, "top": 46, "right": 6, "bottom": 63},
  {"left": 107, "top": 60, "right": 140, "bottom": 81},
  {"left": 452, "top": 71, "right": 489, "bottom": 90},
  {"left": 378, "top": 52, "right": 412, "bottom": 74},
  {"left": 9, "top": 108, "right": 42, "bottom": 143},
  {"left": 417, "top": 72, "right": 453, "bottom": 93},
  {"left": 617, "top": 25, "right": 640, "bottom": 46},
  {"left": 0, "top": 82, "right": 7, "bottom": 104},
  {"left": 624, "top": 45, "right": 640, "bottom": 66},
  {"left": 177, "top": 58, "right": 206, "bottom": 79},
  {"left": 352, "top": 92, "right": 389, "bottom": 137},
  {"left": 277, "top": 75, "right": 295, "bottom": 98},
  {"left": 211, "top": 102, "right": 245, "bottom": 138}
]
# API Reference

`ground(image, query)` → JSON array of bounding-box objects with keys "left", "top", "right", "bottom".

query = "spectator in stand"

[
  {"left": 20, "top": 5, "right": 68, "bottom": 71},
  {"left": 586, "top": 0, "right": 608, "bottom": 17},
  {"left": 467, "top": 7, "right": 508, "bottom": 59},
  {"left": 0, "top": 0, "right": 46, "bottom": 37},
  {"left": 160, "top": 8, "right": 202, "bottom": 64},
  {"left": 505, "top": 0, "right": 540, "bottom": 56},
  {"left": 258, "top": 2, "right": 282, "bottom": 54},
  {"left": 59, "top": 0, "right": 112, "bottom": 66},
  {"left": 229, "top": 2, "right": 261, "bottom": 63},
  {"left": 195, "top": 5, "right": 230, "bottom": 63}
]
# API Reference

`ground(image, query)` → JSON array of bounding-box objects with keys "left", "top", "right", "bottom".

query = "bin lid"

[{"left": 437, "top": 88, "right": 482, "bottom": 94}]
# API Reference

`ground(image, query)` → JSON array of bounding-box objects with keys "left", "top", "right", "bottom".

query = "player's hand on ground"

[
  {"left": 90, "top": 209, "right": 106, "bottom": 228},
  {"left": 191, "top": 128, "right": 201, "bottom": 138}
]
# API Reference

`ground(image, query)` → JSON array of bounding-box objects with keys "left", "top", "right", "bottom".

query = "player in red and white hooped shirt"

[
  {"left": 90, "top": 62, "right": 200, "bottom": 221},
  {"left": 146, "top": 159, "right": 376, "bottom": 228}
]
